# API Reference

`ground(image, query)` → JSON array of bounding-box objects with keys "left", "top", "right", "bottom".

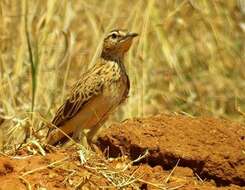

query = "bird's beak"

[
  {"left": 126, "top": 32, "right": 138, "bottom": 38},
  {"left": 119, "top": 32, "right": 138, "bottom": 51},
  {"left": 120, "top": 32, "right": 138, "bottom": 42}
]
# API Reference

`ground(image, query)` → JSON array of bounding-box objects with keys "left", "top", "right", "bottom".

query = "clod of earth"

[{"left": 97, "top": 114, "right": 245, "bottom": 187}]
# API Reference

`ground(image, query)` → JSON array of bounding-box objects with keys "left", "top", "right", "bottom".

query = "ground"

[{"left": 0, "top": 114, "right": 244, "bottom": 189}]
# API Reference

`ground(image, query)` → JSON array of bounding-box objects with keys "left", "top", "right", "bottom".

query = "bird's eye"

[{"left": 111, "top": 33, "right": 117, "bottom": 39}]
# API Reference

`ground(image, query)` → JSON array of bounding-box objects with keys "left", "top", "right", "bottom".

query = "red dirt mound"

[
  {"left": 0, "top": 114, "right": 244, "bottom": 189},
  {"left": 0, "top": 148, "right": 114, "bottom": 190},
  {"left": 97, "top": 114, "right": 245, "bottom": 187},
  {"left": 0, "top": 147, "right": 243, "bottom": 190}
]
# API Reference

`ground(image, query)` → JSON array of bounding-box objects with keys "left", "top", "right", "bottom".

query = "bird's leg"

[
  {"left": 72, "top": 129, "right": 88, "bottom": 148},
  {"left": 87, "top": 124, "right": 101, "bottom": 145},
  {"left": 87, "top": 116, "right": 108, "bottom": 145}
]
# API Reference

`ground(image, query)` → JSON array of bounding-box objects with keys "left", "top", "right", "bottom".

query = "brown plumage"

[{"left": 46, "top": 29, "right": 138, "bottom": 146}]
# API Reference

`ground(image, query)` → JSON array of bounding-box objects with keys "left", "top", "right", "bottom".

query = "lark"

[{"left": 46, "top": 29, "right": 138, "bottom": 146}]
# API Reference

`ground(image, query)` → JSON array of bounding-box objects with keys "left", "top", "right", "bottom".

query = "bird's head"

[{"left": 101, "top": 29, "right": 138, "bottom": 61}]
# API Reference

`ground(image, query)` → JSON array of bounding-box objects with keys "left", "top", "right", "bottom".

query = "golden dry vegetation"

[{"left": 0, "top": 0, "right": 244, "bottom": 148}]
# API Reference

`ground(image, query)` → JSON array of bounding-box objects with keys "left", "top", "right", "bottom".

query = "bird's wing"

[{"left": 51, "top": 72, "right": 104, "bottom": 128}]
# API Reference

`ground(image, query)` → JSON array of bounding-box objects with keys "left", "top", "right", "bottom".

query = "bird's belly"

[{"left": 64, "top": 78, "right": 127, "bottom": 130}]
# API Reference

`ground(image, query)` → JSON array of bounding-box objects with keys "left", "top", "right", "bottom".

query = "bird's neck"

[{"left": 100, "top": 52, "right": 126, "bottom": 73}]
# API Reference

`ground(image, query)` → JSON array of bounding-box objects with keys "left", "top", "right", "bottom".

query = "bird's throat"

[{"left": 100, "top": 51, "right": 127, "bottom": 74}]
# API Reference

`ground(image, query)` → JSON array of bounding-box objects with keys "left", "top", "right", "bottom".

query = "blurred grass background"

[{"left": 0, "top": 0, "right": 244, "bottom": 148}]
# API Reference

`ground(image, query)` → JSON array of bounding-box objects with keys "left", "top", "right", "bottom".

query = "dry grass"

[{"left": 0, "top": 0, "right": 244, "bottom": 148}]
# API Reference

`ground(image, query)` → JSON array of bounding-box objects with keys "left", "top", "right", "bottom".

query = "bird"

[{"left": 46, "top": 29, "right": 138, "bottom": 147}]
